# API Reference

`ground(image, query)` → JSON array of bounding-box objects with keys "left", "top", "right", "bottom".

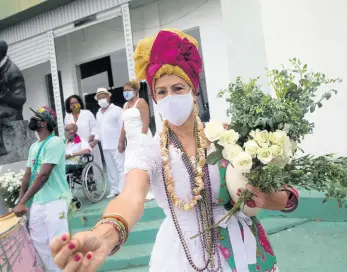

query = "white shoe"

[{"left": 106, "top": 193, "right": 118, "bottom": 199}]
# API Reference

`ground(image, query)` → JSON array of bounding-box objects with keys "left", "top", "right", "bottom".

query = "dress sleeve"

[
  {"left": 281, "top": 186, "right": 299, "bottom": 213},
  {"left": 124, "top": 135, "right": 161, "bottom": 181}
]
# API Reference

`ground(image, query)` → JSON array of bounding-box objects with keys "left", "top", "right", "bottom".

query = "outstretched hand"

[{"left": 50, "top": 227, "right": 117, "bottom": 272}]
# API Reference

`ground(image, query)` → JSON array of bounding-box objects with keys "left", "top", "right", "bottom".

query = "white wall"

[
  {"left": 21, "top": 61, "right": 51, "bottom": 120},
  {"left": 52, "top": 0, "right": 229, "bottom": 130},
  {"left": 260, "top": 0, "right": 347, "bottom": 156},
  {"left": 220, "top": 0, "right": 269, "bottom": 90}
]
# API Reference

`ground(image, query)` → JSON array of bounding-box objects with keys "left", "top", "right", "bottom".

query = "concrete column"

[
  {"left": 121, "top": 3, "right": 135, "bottom": 80},
  {"left": 47, "top": 31, "right": 64, "bottom": 137}
]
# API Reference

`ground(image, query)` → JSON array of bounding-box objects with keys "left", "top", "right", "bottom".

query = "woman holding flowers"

[{"left": 50, "top": 29, "right": 298, "bottom": 272}]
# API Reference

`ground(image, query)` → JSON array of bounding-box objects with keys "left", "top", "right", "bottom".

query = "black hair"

[{"left": 65, "top": 95, "right": 85, "bottom": 114}]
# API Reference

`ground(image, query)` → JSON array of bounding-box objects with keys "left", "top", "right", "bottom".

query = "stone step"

[
  {"left": 96, "top": 217, "right": 310, "bottom": 271},
  {"left": 258, "top": 190, "right": 347, "bottom": 221},
  {"left": 70, "top": 199, "right": 164, "bottom": 229},
  {"left": 70, "top": 190, "right": 347, "bottom": 231},
  {"left": 72, "top": 219, "right": 162, "bottom": 246}
]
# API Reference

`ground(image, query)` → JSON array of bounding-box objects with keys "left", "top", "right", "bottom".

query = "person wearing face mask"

[
  {"left": 14, "top": 106, "right": 71, "bottom": 272},
  {"left": 65, "top": 123, "right": 92, "bottom": 173},
  {"left": 64, "top": 95, "right": 103, "bottom": 173},
  {"left": 120, "top": 80, "right": 154, "bottom": 201},
  {"left": 95, "top": 88, "right": 124, "bottom": 198},
  {"left": 51, "top": 30, "right": 299, "bottom": 272}
]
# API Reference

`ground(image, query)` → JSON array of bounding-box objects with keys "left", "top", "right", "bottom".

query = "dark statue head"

[{"left": 0, "top": 41, "right": 8, "bottom": 62}]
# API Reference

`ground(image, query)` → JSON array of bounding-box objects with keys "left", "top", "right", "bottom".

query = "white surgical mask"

[
  {"left": 157, "top": 91, "right": 193, "bottom": 126},
  {"left": 98, "top": 99, "right": 109, "bottom": 109}
]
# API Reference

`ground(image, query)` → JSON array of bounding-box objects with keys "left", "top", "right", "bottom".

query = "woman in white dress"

[
  {"left": 51, "top": 29, "right": 298, "bottom": 272},
  {"left": 64, "top": 95, "right": 103, "bottom": 170},
  {"left": 118, "top": 80, "right": 154, "bottom": 200}
]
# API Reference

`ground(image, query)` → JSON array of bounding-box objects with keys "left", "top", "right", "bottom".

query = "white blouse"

[
  {"left": 64, "top": 110, "right": 99, "bottom": 140},
  {"left": 96, "top": 104, "right": 123, "bottom": 150}
]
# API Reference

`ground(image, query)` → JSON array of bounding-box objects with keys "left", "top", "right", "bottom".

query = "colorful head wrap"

[
  {"left": 133, "top": 29, "right": 202, "bottom": 100},
  {"left": 30, "top": 106, "right": 57, "bottom": 130}
]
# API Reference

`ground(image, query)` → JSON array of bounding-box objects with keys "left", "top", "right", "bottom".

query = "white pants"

[
  {"left": 103, "top": 149, "right": 125, "bottom": 194},
  {"left": 29, "top": 199, "right": 69, "bottom": 272}
]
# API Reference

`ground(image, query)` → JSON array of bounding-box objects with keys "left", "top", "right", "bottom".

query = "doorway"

[{"left": 77, "top": 55, "right": 156, "bottom": 135}]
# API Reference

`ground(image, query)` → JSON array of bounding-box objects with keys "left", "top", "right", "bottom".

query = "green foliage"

[
  {"left": 244, "top": 155, "right": 347, "bottom": 207},
  {"left": 219, "top": 58, "right": 341, "bottom": 144},
  {"left": 219, "top": 59, "right": 346, "bottom": 207}
]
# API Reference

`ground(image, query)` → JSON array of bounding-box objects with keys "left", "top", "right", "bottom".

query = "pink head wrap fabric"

[{"left": 146, "top": 30, "right": 202, "bottom": 95}]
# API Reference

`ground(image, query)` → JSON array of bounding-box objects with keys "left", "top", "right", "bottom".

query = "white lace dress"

[{"left": 124, "top": 134, "right": 280, "bottom": 272}]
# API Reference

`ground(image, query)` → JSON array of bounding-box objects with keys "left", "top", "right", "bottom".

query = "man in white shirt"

[
  {"left": 95, "top": 88, "right": 125, "bottom": 198},
  {"left": 65, "top": 123, "right": 92, "bottom": 173}
]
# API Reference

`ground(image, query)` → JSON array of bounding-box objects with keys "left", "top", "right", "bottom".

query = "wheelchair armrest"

[{"left": 80, "top": 154, "right": 94, "bottom": 162}]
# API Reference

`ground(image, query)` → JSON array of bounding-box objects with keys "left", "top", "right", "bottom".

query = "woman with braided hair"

[{"left": 50, "top": 29, "right": 298, "bottom": 272}]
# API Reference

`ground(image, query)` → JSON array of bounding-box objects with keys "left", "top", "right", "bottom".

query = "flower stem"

[{"left": 190, "top": 191, "right": 253, "bottom": 239}]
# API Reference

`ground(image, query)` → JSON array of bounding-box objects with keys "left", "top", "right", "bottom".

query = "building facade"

[{"left": 0, "top": 0, "right": 346, "bottom": 173}]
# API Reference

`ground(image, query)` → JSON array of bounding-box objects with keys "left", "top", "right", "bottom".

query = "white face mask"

[
  {"left": 98, "top": 98, "right": 109, "bottom": 109},
  {"left": 157, "top": 91, "right": 193, "bottom": 126}
]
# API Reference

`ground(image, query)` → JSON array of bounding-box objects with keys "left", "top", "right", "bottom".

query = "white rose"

[
  {"left": 270, "top": 136, "right": 293, "bottom": 167},
  {"left": 204, "top": 120, "right": 225, "bottom": 142},
  {"left": 269, "top": 130, "right": 287, "bottom": 145},
  {"left": 232, "top": 152, "right": 253, "bottom": 173},
  {"left": 257, "top": 147, "right": 273, "bottom": 164},
  {"left": 218, "top": 129, "right": 239, "bottom": 147},
  {"left": 244, "top": 140, "right": 259, "bottom": 158},
  {"left": 250, "top": 129, "right": 270, "bottom": 147},
  {"left": 270, "top": 144, "right": 284, "bottom": 157},
  {"left": 222, "top": 145, "right": 243, "bottom": 162}
]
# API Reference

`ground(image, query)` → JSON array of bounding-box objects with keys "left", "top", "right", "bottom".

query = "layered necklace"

[{"left": 160, "top": 117, "right": 222, "bottom": 271}]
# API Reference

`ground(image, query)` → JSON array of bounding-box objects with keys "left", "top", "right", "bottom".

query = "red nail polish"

[
  {"left": 61, "top": 235, "right": 67, "bottom": 241},
  {"left": 87, "top": 253, "right": 92, "bottom": 260},
  {"left": 68, "top": 243, "right": 75, "bottom": 250},
  {"left": 74, "top": 255, "right": 81, "bottom": 262}
]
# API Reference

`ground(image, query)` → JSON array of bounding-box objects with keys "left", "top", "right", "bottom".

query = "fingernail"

[
  {"left": 87, "top": 253, "right": 92, "bottom": 260},
  {"left": 68, "top": 243, "right": 75, "bottom": 250},
  {"left": 74, "top": 255, "right": 81, "bottom": 262},
  {"left": 61, "top": 235, "right": 67, "bottom": 241}
]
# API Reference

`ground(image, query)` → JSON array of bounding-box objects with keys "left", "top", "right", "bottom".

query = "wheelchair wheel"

[{"left": 81, "top": 162, "right": 107, "bottom": 203}]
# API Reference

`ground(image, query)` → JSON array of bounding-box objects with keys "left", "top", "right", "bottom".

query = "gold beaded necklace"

[{"left": 160, "top": 116, "right": 209, "bottom": 211}]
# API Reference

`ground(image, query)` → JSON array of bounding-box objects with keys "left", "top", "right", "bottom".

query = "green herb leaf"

[{"left": 207, "top": 151, "right": 223, "bottom": 165}]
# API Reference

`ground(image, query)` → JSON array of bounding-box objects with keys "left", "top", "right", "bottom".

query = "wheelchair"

[{"left": 66, "top": 154, "right": 107, "bottom": 208}]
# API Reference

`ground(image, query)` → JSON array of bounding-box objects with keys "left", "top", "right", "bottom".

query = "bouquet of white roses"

[
  {"left": 0, "top": 170, "right": 24, "bottom": 208},
  {"left": 201, "top": 59, "right": 347, "bottom": 231}
]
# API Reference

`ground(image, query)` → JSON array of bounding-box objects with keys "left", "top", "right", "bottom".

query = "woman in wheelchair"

[{"left": 65, "top": 123, "right": 92, "bottom": 173}]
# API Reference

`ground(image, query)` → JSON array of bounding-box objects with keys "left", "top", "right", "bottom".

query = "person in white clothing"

[
  {"left": 64, "top": 95, "right": 103, "bottom": 171},
  {"left": 65, "top": 123, "right": 92, "bottom": 173},
  {"left": 95, "top": 88, "right": 124, "bottom": 198},
  {"left": 119, "top": 80, "right": 154, "bottom": 201}
]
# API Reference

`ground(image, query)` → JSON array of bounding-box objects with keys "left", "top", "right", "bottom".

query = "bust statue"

[{"left": 0, "top": 40, "right": 27, "bottom": 156}]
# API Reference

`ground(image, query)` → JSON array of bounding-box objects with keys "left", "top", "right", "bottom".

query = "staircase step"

[
  {"left": 258, "top": 190, "right": 347, "bottom": 221},
  {"left": 116, "top": 267, "right": 149, "bottom": 272},
  {"left": 261, "top": 217, "right": 309, "bottom": 235},
  {"left": 99, "top": 243, "right": 153, "bottom": 271},
  {"left": 97, "top": 217, "right": 308, "bottom": 271},
  {"left": 72, "top": 219, "right": 162, "bottom": 246},
  {"left": 70, "top": 200, "right": 165, "bottom": 229}
]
